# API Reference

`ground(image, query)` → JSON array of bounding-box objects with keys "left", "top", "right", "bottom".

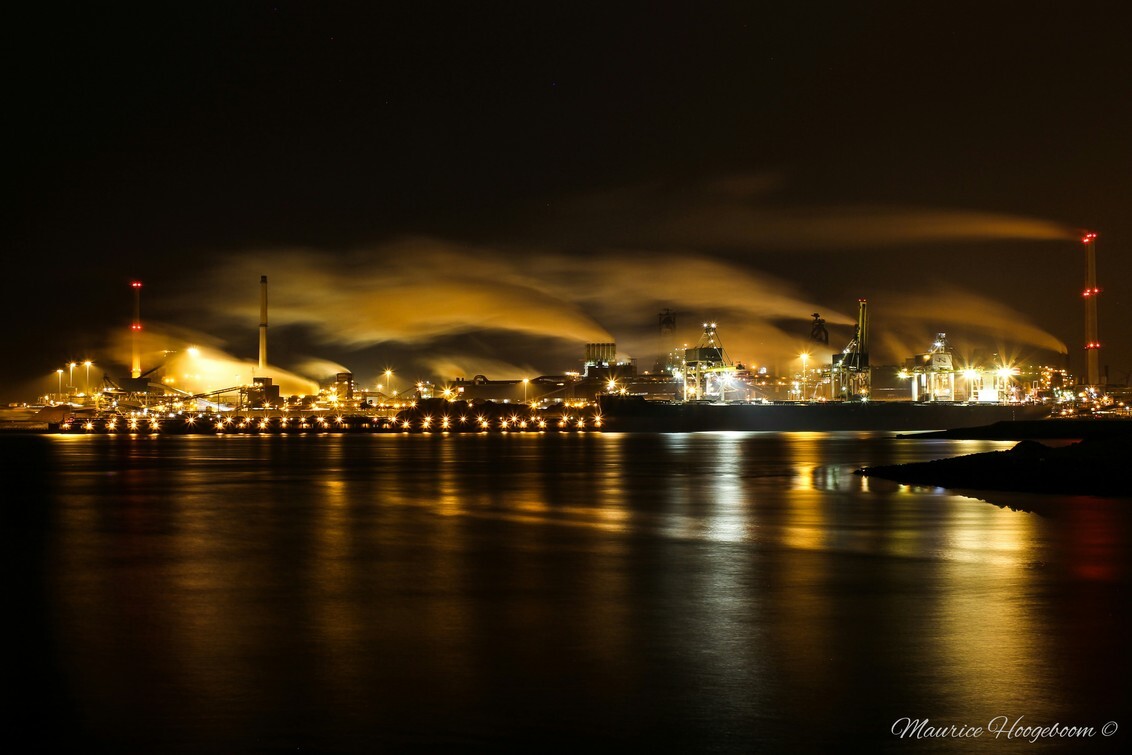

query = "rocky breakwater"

[{"left": 857, "top": 434, "right": 1132, "bottom": 499}]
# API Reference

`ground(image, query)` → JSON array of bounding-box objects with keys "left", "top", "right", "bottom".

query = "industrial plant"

[{"left": 18, "top": 232, "right": 1127, "bottom": 433}]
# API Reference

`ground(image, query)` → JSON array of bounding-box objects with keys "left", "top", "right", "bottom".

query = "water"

[{"left": 5, "top": 432, "right": 1130, "bottom": 752}]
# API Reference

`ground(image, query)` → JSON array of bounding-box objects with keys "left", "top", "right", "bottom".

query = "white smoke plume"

[{"left": 178, "top": 239, "right": 845, "bottom": 377}]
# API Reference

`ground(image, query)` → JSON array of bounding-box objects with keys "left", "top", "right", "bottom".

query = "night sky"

[{"left": 8, "top": 2, "right": 1131, "bottom": 399}]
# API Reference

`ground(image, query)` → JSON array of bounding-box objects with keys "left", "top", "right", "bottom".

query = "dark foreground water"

[{"left": 4, "top": 432, "right": 1130, "bottom": 752}]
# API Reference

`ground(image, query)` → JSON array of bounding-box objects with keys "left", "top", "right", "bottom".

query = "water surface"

[{"left": 5, "top": 432, "right": 1129, "bottom": 752}]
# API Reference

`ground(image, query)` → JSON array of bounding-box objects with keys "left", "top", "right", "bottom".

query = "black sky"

[{"left": 8, "top": 2, "right": 1131, "bottom": 398}]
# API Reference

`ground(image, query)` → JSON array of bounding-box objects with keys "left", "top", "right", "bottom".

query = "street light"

[
  {"left": 523, "top": 377, "right": 529, "bottom": 404},
  {"left": 83, "top": 360, "right": 93, "bottom": 393},
  {"left": 385, "top": 369, "right": 394, "bottom": 396},
  {"left": 56, "top": 369, "right": 63, "bottom": 402},
  {"left": 68, "top": 361, "right": 77, "bottom": 392}
]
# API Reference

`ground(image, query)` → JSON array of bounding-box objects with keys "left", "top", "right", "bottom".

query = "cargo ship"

[{"left": 596, "top": 395, "right": 1051, "bottom": 433}]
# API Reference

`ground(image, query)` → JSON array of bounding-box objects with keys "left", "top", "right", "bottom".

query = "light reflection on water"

[{"left": 7, "top": 432, "right": 1130, "bottom": 751}]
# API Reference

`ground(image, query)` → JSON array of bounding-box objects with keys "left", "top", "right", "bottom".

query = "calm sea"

[{"left": 5, "top": 432, "right": 1130, "bottom": 752}]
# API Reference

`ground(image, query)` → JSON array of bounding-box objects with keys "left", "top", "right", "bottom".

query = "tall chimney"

[
  {"left": 1082, "top": 233, "right": 1100, "bottom": 388},
  {"left": 131, "top": 281, "right": 143, "bottom": 379},
  {"left": 259, "top": 275, "right": 268, "bottom": 372}
]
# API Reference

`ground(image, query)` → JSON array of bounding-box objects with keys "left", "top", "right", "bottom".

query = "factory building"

[
  {"left": 444, "top": 343, "right": 640, "bottom": 404},
  {"left": 899, "top": 334, "right": 1025, "bottom": 404},
  {"left": 447, "top": 375, "right": 581, "bottom": 404},
  {"left": 248, "top": 377, "right": 281, "bottom": 408}
]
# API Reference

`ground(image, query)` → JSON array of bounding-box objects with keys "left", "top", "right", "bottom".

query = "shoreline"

[{"left": 858, "top": 433, "right": 1132, "bottom": 499}]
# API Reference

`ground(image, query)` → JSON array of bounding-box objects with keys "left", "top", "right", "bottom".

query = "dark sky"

[{"left": 8, "top": 2, "right": 1131, "bottom": 399}]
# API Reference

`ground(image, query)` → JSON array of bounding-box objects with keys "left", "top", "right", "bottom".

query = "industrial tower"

[
  {"left": 832, "top": 299, "right": 871, "bottom": 399},
  {"left": 683, "top": 322, "right": 731, "bottom": 401},
  {"left": 130, "top": 281, "right": 143, "bottom": 379},
  {"left": 1082, "top": 232, "right": 1101, "bottom": 388},
  {"left": 654, "top": 308, "right": 677, "bottom": 373},
  {"left": 259, "top": 275, "right": 269, "bottom": 372},
  {"left": 251, "top": 275, "right": 280, "bottom": 407}
]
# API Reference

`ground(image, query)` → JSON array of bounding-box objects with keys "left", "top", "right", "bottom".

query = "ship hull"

[{"left": 597, "top": 397, "right": 1051, "bottom": 432}]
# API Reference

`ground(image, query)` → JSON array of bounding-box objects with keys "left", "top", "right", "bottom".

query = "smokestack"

[
  {"left": 130, "top": 281, "right": 143, "bottom": 379},
  {"left": 1082, "top": 233, "right": 1100, "bottom": 387},
  {"left": 259, "top": 275, "right": 268, "bottom": 372}
]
